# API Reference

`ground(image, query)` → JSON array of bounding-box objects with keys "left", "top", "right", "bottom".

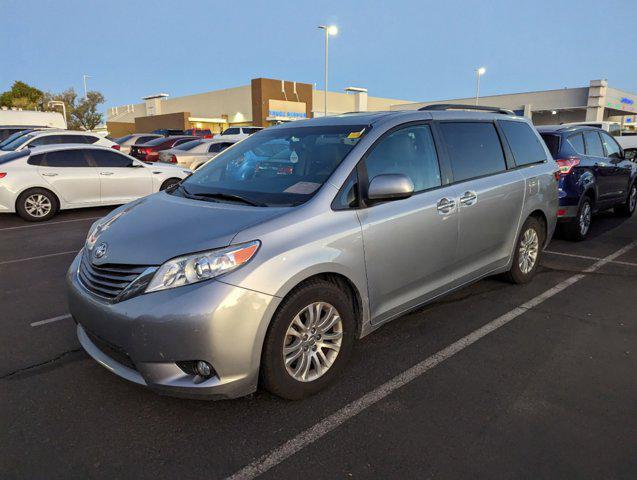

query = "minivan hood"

[{"left": 88, "top": 192, "right": 288, "bottom": 266}]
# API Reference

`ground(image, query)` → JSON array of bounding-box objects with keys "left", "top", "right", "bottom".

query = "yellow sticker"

[{"left": 347, "top": 129, "right": 365, "bottom": 139}]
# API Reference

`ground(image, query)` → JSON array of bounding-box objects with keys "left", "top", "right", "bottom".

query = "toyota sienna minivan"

[{"left": 67, "top": 105, "right": 558, "bottom": 400}]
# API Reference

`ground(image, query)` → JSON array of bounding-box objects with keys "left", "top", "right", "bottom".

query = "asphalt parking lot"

[{"left": 1, "top": 208, "right": 636, "bottom": 480}]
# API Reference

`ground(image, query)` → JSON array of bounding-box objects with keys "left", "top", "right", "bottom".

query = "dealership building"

[
  {"left": 106, "top": 77, "right": 414, "bottom": 137},
  {"left": 106, "top": 78, "right": 637, "bottom": 137},
  {"left": 391, "top": 79, "right": 637, "bottom": 131}
]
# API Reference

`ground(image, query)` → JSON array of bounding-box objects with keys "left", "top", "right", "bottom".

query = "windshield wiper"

[{"left": 180, "top": 187, "right": 265, "bottom": 207}]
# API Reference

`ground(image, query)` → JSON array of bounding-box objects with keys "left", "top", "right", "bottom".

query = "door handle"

[
  {"left": 459, "top": 191, "right": 478, "bottom": 206},
  {"left": 41, "top": 172, "right": 58, "bottom": 177},
  {"left": 99, "top": 172, "right": 114, "bottom": 176},
  {"left": 436, "top": 197, "right": 456, "bottom": 215}
]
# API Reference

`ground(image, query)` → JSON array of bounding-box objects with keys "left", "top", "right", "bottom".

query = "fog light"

[{"left": 196, "top": 360, "right": 213, "bottom": 377}]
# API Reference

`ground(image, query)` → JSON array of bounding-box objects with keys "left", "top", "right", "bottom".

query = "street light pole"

[
  {"left": 83, "top": 74, "right": 91, "bottom": 99},
  {"left": 318, "top": 25, "right": 338, "bottom": 117},
  {"left": 475, "top": 67, "right": 486, "bottom": 105},
  {"left": 48, "top": 100, "right": 67, "bottom": 126}
]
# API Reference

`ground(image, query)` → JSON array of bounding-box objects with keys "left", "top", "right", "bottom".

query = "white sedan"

[{"left": 0, "top": 144, "right": 191, "bottom": 221}]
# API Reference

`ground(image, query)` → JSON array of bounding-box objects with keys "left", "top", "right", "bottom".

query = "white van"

[{"left": 0, "top": 110, "right": 67, "bottom": 129}]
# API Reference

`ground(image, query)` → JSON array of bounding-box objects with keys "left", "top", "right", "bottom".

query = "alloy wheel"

[
  {"left": 283, "top": 302, "right": 343, "bottom": 382},
  {"left": 579, "top": 202, "right": 592, "bottom": 236},
  {"left": 518, "top": 228, "right": 539, "bottom": 274},
  {"left": 629, "top": 185, "right": 637, "bottom": 213},
  {"left": 24, "top": 194, "right": 52, "bottom": 218}
]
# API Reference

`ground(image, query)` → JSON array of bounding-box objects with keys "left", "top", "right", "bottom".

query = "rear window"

[
  {"left": 144, "top": 137, "right": 174, "bottom": 147},
  {"left": 135, "top": 135, "right": 159, "bottom": 144},
  {"left": 176, "top": 140, "right": 204, "bottom": 151},
  {"left": 439, "top": 122, "right": 507, "bottom": 182},
  {"left": 222, "top": 128, "right": 241, "bottom": 135},
  {"left": 540, "top": 134, "right": 561, "bottom": 157},
  {"left": 499, "top": 120, "right": 547, "bottom": 165}
]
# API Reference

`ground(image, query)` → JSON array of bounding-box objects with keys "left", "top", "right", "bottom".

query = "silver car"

[
  {"left": 157, "top": 139, "right": 236, "bottom": 169},
  {"left": 67, "top": 106, "right": 558, "bottom": 400},
  {"left": 114, "top": 133, "right": 162, "bottom": 155}
]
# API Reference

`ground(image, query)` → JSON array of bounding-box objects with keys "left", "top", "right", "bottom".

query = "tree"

[
  {"left": 44, "top": 88, "right": 105, "bottom": 130},
  {"left": 0, "top": 81, "right": 44, "bottom": 110}
]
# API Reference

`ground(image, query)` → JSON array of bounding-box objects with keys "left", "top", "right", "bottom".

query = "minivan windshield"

[
  {"left": 178, "top": 125, "right": 367, "bottom": 207},
  {"left": 1, "top": 133, "right": 35, "bottom": 151}
]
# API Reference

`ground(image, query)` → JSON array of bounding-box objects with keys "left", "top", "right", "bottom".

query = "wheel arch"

[{"left": 15, "top": 185, "right": 61, "bottom": 212}]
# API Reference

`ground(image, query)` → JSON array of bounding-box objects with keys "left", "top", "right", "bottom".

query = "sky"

[{"left": 2, "top": 0, "right": 636, "bottom": 111}]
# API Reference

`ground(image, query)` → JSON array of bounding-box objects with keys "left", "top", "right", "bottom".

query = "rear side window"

[
  {"left": 583, "top": 131, "right": 604, "bottom": 157},
  {"left": 499, "top": 121, "right": 547, "bottom": 166},
  {"left": 37, "top": 150, "right": 91, "bottom": 167},
  {"left": 567, "top": 133, "right": 585, "bottom": 155},
  {"left": 439, "top": 122, "right": 507, "bottom": 182},
  {"left": 88, "top": 149, "right": 132, "bottom": 167},
  {"left": 208, "top": 142, "right": 232, "bottom": 153},
  {"left": 364, "top": 124, "right": 441, "bottom": 192},
  {"left": 540, "top": 134, "right": 561, "bottom": 157}
]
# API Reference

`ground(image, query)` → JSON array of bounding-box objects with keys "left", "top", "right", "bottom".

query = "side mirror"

[
  {"left": 367, "top": 173, "right": 414, "bottom": 203},
  {"left": 624, "top": 149, "right": 637, "bottom": 161}
]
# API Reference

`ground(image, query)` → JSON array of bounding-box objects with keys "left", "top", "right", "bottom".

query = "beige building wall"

[{"left": 312, "top": 90, "right": 414, "bottom": 116}]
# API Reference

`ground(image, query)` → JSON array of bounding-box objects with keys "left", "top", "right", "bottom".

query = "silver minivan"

[{"left": 67, "top": 106, "right": 558, "bottom": 400}]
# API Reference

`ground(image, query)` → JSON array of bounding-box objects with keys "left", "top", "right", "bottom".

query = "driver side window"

[{"left": 364, "top": 124, "right": 441, "bottom": 192}]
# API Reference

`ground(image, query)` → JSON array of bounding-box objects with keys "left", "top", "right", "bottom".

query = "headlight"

[{"left": 145, "top": 240, "right": 260, "bottom": 293}]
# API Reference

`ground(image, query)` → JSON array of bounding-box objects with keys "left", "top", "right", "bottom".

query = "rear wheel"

[
  {"left": 614, "top": 182, "right": 636, "bottom": 217},
  {"left": 16, "top": 188, "right": 58, "bottom": 222},
  {"left": 260, "top": 279, "right": 356, "bottom": 400},
  {"left": 160, "top": 178, "right": 181, "bottom": 191},
  {"left": 561, "top": 197, "right": 592, "bottom": 241},
  {"left": 504, "top": 216, "right": 544, "bottom": 284}
]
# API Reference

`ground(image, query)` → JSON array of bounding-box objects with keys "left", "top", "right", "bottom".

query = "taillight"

[
  {"left": 169, "top": 155, "right": 177, "bottom": 164},
  {"left": 112, "top": 144, "right": 121, "bottom": 150},
  {"left": 0, "top": 173, "right": 6, "bottom": 179},
  {"left": 556, "top": 157, "right": 580, "bottom": 176},
  {"left": 557, "top": 209, "right": 567, "bottom": 217}
]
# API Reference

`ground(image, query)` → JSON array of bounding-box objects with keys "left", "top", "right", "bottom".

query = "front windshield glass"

[
  {"left": 176, "top": 139, "right": 204, "bottom": 151},
  {"left": 0, "top": 130, "right": 32, "bottom": 148},
  {"left": 179, "top": 124, "right": 367, "bottom": 206},
  {"left": 1, "top": 133, "right": 35, "bottom": 151}
]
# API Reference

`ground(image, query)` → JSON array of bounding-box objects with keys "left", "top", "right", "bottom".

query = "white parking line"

[
  {"left": 0, "top": 250, "right": 78, "bottom": 266},
  {"left": 30, "top": 314, "right": 72, "bottom": 327},
  {"left": 545, "top": 250, "right": 637, "bottom": 267},
  {"left": 226, "top": 240, "right": 637, "bottom": 480},
  {"left": 0, "top": 216, "right": 101, "bottom": 232}
]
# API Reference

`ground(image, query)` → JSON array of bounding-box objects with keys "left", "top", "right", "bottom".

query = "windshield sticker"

[
  {"left": 290, "top": 150, "right": 299, "bottom": 163},
  {"left": 347, "top": 128, "right": 365, "bottom": 139},
  {"left": 284, "top": 182, "right": 321, "bottom": 194}
]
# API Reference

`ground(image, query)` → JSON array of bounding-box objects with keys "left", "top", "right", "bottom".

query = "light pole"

[
  {"left": 83, "top": 74, "right": 91, "bottom": 99},
  {"left": 475, "top": 67, "right": 486, "bottom": 105},
  {"left": 318, "top": 25, "right": 338, "bottom": 117},
  {"left": 48, "top": 100, "right": 67, "bottom": 126}
]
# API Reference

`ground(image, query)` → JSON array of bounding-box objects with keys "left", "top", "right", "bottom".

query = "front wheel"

[
  {"left": 260, "top": 279, "right": 356, "bottom": 400},
  {"left": 615, "top": 183, "right": 636, "bottom": 217},
  {"left": 504, "top": 216, "right": 544, "bottom": 284}
]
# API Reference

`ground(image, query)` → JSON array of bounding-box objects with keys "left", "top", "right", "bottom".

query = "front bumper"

[{"left": 67, "top": 253, "right": 281, "bottom": 399}]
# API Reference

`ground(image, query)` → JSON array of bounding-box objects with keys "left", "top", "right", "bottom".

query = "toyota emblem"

[{"left": 94, "top": 242, "right": 108, "bottom": 259}]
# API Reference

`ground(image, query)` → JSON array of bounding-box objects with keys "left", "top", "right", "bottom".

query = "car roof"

[
  {"left": 25, "top": 129, "right": 98, "bottom": 137},
  {"left": 27, "top": 143, "right": 117, "bottom": 154},
  {"left": 536, "top": 124, "right": 602, "bottom": 134}
]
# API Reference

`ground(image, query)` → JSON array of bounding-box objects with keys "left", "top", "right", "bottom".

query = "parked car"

[
  {"left": 152, "top": 129, "right": 184, "bottom": 136},
  {"left": 218, "top": 126, "right": 263, "bottom": 142},
  {"left": 0, "top": 144, "right": 190, "bottom": 221},
  {"left": 538, "top": 125, "right": 637, "bottom": 240},
  {"left": 158, "top": 139, "right": 236, "bottom": 169},
  {"left": 617, "top": 135, "right": 637, "bottom": 159},
  {"left": 0, "top": 109, "right": 67, "bottom": 129},
  {"left": 561, "top": 121, "right": 622, "bottom": 137},
  {"left": 67, "top": 105, "right": 558, "bottom": 400},
  {"left": 0, "top": 130, "right": 118, "bottom": 156},
  {"left": 183, "top": 128, "right": 214, "bottom": 138},
  {"left": 0, "top": 126, "right": 51, "bottom": 142},
  {"left": 129, "top": 136, "right": 198, "bottom": 162},
  {"left": 114, "top": 133, "right": 162, "bottom": 154},
  {"left": 0, "top": 128, "right": 46, "bottom": 146}
]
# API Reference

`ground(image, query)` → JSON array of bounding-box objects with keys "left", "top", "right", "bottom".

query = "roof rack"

[{"left": 418, "top": 104, "right": 515, "bottom": 116}]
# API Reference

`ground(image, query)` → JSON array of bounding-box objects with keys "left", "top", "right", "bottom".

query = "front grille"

[
  {"left": 78, "top": 252, "right": 149, "bottom": 300},
  {"left": 85, "top": 329, "right": 136, "bottom": 371}
]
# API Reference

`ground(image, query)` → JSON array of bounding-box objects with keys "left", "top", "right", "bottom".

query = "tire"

[
  {"left": 504, "top": 216, "right": 544, "bottom": 284},
  {"left": 16, "top": 188, "right": 58, "bottom": 222},
  {"left": 614, "top": 182, "right": 636, "bottom": 217},
  {"left": 260, "top": 278, "right": 356, "bottom": 400},
  {"left": 561, "top": 197, "right": 592, "bottom": 241},
  {"left": 160, "top": 178, "right": 181, "bottom": 191}
]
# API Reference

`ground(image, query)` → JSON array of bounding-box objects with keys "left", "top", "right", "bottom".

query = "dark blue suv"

[{"left": 538, "top": 125, "right": 637, "bottom": 240}]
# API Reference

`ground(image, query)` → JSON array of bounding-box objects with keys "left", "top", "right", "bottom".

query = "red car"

[
  {"left": 130, "top": 136, "right": 198, "bottom": 162},
  {"left": 184, "top": 128, "right": 214, "bottom": 138}
]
